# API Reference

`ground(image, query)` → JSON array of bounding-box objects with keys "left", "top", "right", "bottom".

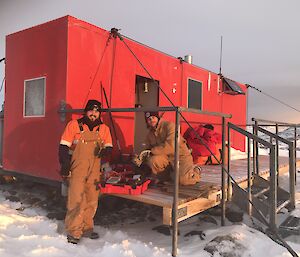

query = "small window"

[
  {"left": 188, "top": 79, "right": 202, "bottom": 110},
  {"left": 222, "top": 77, "right": 245, "bottom": 95},
  {"left": 24, "top": 77, "right": 45, "bottom": 117}
]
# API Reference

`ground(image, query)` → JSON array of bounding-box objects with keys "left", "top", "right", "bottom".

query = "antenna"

[{"left": 219, "top": 36, "right": 223, "bottom": 75}]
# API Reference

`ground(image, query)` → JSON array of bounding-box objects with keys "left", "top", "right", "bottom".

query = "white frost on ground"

[
  {"left": 1, "top": 132, "right": 300, "bottom": 256},
  {"left": 1, "top": 174, "right": 300, "bottom": 257}
]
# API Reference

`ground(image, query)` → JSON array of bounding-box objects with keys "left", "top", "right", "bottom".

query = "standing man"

[
  {"left": 58, "top": 99, "right": 113, "bottom": 244},
  {"left": 144, "top": 111, "right": 201, "bottom": 186}
]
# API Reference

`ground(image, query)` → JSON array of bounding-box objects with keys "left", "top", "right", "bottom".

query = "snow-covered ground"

[
  {"left": 1, "top": 129, "right": 300, "bottom": 257},
  {"left": 0, "top": 170, "right": 300, "bottom": 257},
  {"left": 0, "top": 184, "right": 300, "bottom": 257}
]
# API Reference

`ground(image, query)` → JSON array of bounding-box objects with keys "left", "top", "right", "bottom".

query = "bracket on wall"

[{"left": 59, "top": 100, "right": 66, "bottom": 122}]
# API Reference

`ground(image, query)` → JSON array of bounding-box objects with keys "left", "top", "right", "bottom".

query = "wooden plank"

[
  {"left": 106, "top": 157, "right": 299, "bottom": 225},
  {"left": 163, "top": 197, "right": 218, "bottom": 225},
  {"left": 110, "top": 189, "right": 174, "bottom": 207}
]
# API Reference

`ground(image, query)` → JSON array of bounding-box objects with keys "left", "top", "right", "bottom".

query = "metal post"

[
  {"left": 294, "top": 126, "right": 297, "bottom": 185},
  {"left": 252, "top": 125, "right": 257, "bottom": 175},
  {"left": 227, "top": 123, "right": 231, "bottom": 201},
  {"left": 172, "top": 108, "right": 180, "bottom": 257},
  {"left": 254, "top": 121, "right": 259, "bottom": 174},
  {"left": 221, "top": 117, "right": 226, "bottom": 226},
  {"left": 269, "top": 145, "right": 277, "bottom": 230},
  {"left": 275, "top": 124, "right": 279, "bottom": 179},
  {"left": 247, "top": 137, "right": 252, "bottom": 216},
  {"left": 289, "top": 142, "right": 296, "bottom": 209}
]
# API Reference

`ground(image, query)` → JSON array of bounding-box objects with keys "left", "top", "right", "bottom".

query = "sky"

[{"left": 0, "top": 0, "right": 300, "bottom": 122}]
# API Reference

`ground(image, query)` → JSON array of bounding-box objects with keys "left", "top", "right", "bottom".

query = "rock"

[
  {"left": 5, "top": 195, "right": 20, "bottom": 202},
  {"left": 184, "top": 230, "right": 205, "bottom": 240},
  {"left": 22, "top": 197, "right": 41, "bottom": 205},
  {"left": 47, "top": 211, "right": 66, "bottom": 220},
  {"left": 198, "top": 214, "right": 218, "bottom": 225},
  {"left": 204, "top": 234, "right": 246, "bottom": 257},
  {"left": 225, "top": 210, "right": 244, "bottom": 223},
  {"left": 152, "top": 225, "right": 171, "bottom": 236},
  {"left": 204, "top": 206, "right": 222, "bottom": 216},
  {"left": 147, "top": 216, "right": 156, "bottom": 222}
]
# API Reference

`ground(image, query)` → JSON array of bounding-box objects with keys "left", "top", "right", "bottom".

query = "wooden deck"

[{"left": 110, "top": 156, "right": 300, "bottom": 225}]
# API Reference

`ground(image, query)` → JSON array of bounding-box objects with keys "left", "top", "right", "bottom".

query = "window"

[
  {"left": 24, "top": 77, "right": 46, "bottom": 117},
  {"left": 222, "top": 77, "right": 245, "bottom": 95},
  {"left": 188, "top": 79, "right": 202, "bottom": 110}
]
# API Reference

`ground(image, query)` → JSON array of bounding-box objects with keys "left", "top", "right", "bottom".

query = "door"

[{"left": 134, "top": 75, "right": 159, "bottom": 153}]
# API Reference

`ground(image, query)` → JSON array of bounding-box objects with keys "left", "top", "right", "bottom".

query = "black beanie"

[
  {"left": 84, "top": 99, "right": 102, "bottom": 112},
  {"left": 144, "top": 111, "right": 160, "bottom": 121}
]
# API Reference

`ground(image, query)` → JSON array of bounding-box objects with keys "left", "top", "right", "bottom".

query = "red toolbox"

[{"left": 98, "top": 179, "right": 151, "bottom": 195}]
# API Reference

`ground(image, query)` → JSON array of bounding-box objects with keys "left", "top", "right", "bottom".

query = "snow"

[
  {"left": 1, "top": 134, "right": 300, "bottom": 256},
  {"left": 1, "top": 176, "right": 300, "bottom": 257},
  {"left": 0, "top": 198, "right": 299, "bottom": 257},
  {"left": 1, "top": 192, "right": 299, "bottom": 257}
]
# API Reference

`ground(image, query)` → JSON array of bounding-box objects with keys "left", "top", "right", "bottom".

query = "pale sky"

[{"left": 1, "top": 0, "right": 300, "bottom": 123}]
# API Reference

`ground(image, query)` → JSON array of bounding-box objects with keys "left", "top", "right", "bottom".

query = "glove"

[
  {"left": 132, "top": 150, "right": 152, "bottom": 167},
  {"left": 97, "top": 146, "right": 113, "bottom": 158},
  {"left": 60, "top": 162, "right": 71, "bottom": 177},
  {"left": 59, "top": 144, "right": 71, "bottom": 177}
]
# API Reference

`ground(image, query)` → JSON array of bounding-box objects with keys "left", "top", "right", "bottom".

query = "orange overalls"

[{"left": 60, "top": 120, "right": 112, "bottom": 239}]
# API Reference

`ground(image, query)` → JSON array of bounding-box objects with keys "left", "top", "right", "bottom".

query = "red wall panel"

[
  {"left": 4, "top": 16, "right": 69, "bottom": 180},
  {"left": 3, "top": 16, "right": 247, "bottom": 182}
]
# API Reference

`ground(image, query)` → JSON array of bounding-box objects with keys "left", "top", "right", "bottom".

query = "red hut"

[{"left": 3, "top": 15, "right": 247, "bottom": 182}]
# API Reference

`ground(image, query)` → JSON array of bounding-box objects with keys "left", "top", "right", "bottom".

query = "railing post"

[
  {"left": 221, "top": 117, "right": 226, "bottom": 226},
  {"left": 252, "top": 124, "right": 257, "bottom": 175},
  {"left": 227, "top": 122, "right": 231, "bottom": 202},
  {"left": 275, "top": 123, "right": 279, "bottom": 182},
  {"left": 172, "top": 108, "right": 180, "bottom": 257},
  {"left": 294, "top": 126, "right": 297, "bottom": 185},
  {"left": 269, "top": 145, "right": 277, "bottom": 231},
  {"left": 247, "top": 137, "right": 252, "bottom": 216},
  {"left": 289, "top": 141, "right": 296, "bottom": 209},
  {"left": 254, "top": 120, "right": 259, "bottom": 174}
]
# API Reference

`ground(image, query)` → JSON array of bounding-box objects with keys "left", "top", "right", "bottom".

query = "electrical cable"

[
  {"left": 0, "top": 77, "right": 4, "bottom": 93},
  {"left": 82, "top": 33, "right": 113, "bottom": 107},
  {"left": 0, "top": 57, "right": 6, "bottom": 98},
  {"left": 111, "top": 29, "right": 299, "bottom": 257},
  {"left": 246, "top": 84, "right": 300, "bottom": 113}
]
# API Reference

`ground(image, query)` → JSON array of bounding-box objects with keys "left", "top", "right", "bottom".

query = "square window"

[
  {"left": 24, "top": 77, "right": 45, "bottom": 117},
  {"left": 188, "top": 79, "right": 202, "bottom": 110}
]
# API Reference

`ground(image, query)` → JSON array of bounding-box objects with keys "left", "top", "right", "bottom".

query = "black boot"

[
  {"left": 67, "top": 235, "right": 80, "bottom": 244},
  {"left": 82, "top": 230, "right": 99, "bottom": 239}
]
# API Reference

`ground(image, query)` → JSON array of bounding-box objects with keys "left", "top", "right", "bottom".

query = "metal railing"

[
  {"left": 254, "top": 125, "right": 296, "bottom": 209},
  {"left": 228, "top": 122, "right": 278, "bottom": 229},
  {"left": 228, "top": 120, "right": 297, "bottom": 230},
  {"left": 252, "top": 118, "right": 299, "bottom": 185}
]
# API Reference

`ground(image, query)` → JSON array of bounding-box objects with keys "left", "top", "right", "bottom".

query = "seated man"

[{"left": 144, "top": 111, "right": 201, "bottom": 186}]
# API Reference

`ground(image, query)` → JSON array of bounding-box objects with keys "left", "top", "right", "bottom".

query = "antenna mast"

[{"left": 219, "top": 36, "right": 223, "bottom": 75}]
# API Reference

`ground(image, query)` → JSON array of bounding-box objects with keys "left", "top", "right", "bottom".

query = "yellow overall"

[
  {"left": 146, "top": 119, "right": 200, "bottom": 185},
  {"left": 65, "top": 128, "right": 102, "bottom": 239}
]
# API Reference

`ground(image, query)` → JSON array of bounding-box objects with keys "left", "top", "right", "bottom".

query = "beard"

[{"left": 82, "top": 115, "right": 101, "bottom": 131}]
